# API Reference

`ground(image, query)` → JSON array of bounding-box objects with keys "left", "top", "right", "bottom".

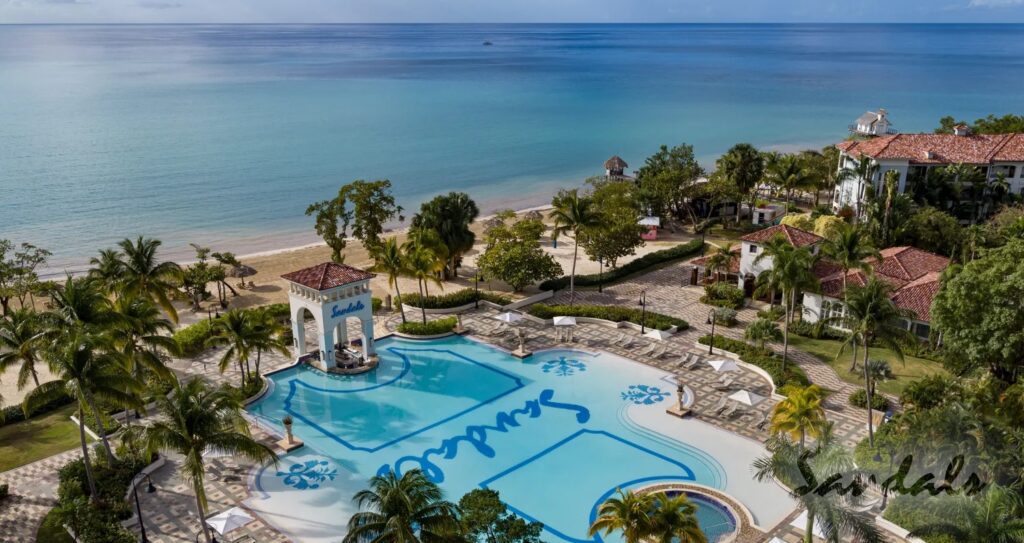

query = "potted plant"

[{"left": 282, "top": 415, "right": 295, "bottom": 444}]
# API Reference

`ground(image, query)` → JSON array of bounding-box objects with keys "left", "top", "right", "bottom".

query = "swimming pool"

[{"left": 246, "top": 335, "right": 793, "bottom": 543}]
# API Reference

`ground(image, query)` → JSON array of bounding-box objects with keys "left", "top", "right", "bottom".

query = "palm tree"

[
  {"left": 821, "top": 226, "right": 879, "bottom": 372},
  {"left": 588, "top": 488, "right": 657, "bottom": 543},
  {"left": 87, "top": 248, "right": 125, "bottom": 294},
  {"left": 116, "top": 236, "right": 182, "bottom": 323},
  {"left": 745, "top": 317, "right": 782, "bottom": 350},
  {"left": 717, "top": 143, "right": 764, "bottom": 224},
  {"left": 44, "top": 275, "right": 116, "bottom": 334},
  {"left": 370, "top": 237, "right": 409, "bottom": 324},
  {"left": 879, "top": 170, "right": 900, "bottom": 245},
  {"left": 108, "top": 295, "right": 178, "bottom": 421},
  {"left": 410, "top": 192, "right": 480, "bottom": 279},
  {"left": 0, "top": 309, "right": 45, "bottom": 389},
  {"left": 838, "top": 156, "right": 879, "bottom": 222},
  {"left": 753, "top": 427, "right": 883, "bottom": 543},
  {"left": 767, "top": 154, "right": 813, "bottom": 214},
  {"left": 404, "top": 228, "right": 449, "bottom": 297},
  {"left": 908, "top": 485, "right": 1024, "bottom": 543},
  {"left": 825, "top": 278, "right": 914, "bottom": 446},
  {"left": 649, "top": 493, "right": 707, "bottom": 543},
  {"left": 23, "top": 330, "right": 142, "bottom": 492},
  {"left": 404, "top": 246, "right": 445, "bottom": 324},
  {"left": 770, "top": 384, "right": 828, "bottom": 449},
  {"left": 754, "top": 236, "right": 819, "bottom": 374},
  {"left": 143, "top": 377, "right": 276, "bottom": 543},
  {"left": 550, "top": 190, "right": 599, "bottom": 307},
  {"left": 207, "top": 309, "right": 258, "bottom": 386},
  {"left": 344, "top": 468, "right": 460, "bottom": 543},
  {"left": 247, "top": 307, "right": 290, "bottom": 378},
  {"left": 704, "top": 242, "right": 737, "bottom": 283}
]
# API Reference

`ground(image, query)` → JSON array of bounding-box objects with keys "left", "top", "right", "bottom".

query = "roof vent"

[
  {"left": 953, "top": 124, "right": 972, "bottom": 136},
  {"left": 924, "top": 150, "right": 937, "bottom": 160}
]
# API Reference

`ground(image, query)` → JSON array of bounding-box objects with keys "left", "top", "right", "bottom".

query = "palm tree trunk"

[
  {"left": 569, "top": 235, "right": 579, "bottom": 307},
  {"left": 85, "top": 393, "right": 117, "bottom": 465},
  {"left": 30, "top": 363, "right": 40, "bottom": 388},
  {"left": 864, "top": 343, "right": 875, "bottom": 447},
  {"left": 782, "top": 290, "right": 790, "bottom": 375},
  {"left": 393, "top": 279, "right": 407, "bottom": 324},
  {"left": 223, "top": 280, "right": 239, "bottom": 297},
  {"left": 804, "top": 509, "right": 815, "bottom": 543},
  {"left": 255, "top": 348, "right": 262, "bottom": 378},
  {"left": 195, "top": 483, "right": 212, "bottom": 543},
  {"left": 77, "top": 406, "right": 99, "bottom": 501},
  {"left": 418, "top": 281, "right": 427, "bottom": 324}
]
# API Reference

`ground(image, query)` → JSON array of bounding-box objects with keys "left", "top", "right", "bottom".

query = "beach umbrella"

[
  {"left": 728, "top": 389, "right": 765, "bottom": 406},
  {"left": 206, "top": 507, "right": 254, "bottom": 535},
  {"left": 496, "top": 312, "right": 523, "bottom": 324},
  {"left": 227, "top": 264, "right": 257, "bottom": 278},
  {"left": 643, "top": 329, "right": 672, "bottom": 341},
  {"left": 706, "top": 358, "right": 739, "bottom": 373},
  {"left": 789, "top": 510, "right": 826, "bottom": 539},
  {"left": 638, "top": 216, "right": 661, "bottom": 227},
  {"left": 552, "top": 316, "right": 577, "bottom": 327}
]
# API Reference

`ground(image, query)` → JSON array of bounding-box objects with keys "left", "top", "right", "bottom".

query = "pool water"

[{"left": 246, "top": 335, "right": 776, "bottom": 543}]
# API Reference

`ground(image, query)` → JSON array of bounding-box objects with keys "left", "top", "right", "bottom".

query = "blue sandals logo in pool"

[
  {"left": 277, "top": 459, "right": 338, "bottom": 490},
  {"left": 621, "top": 384, "right": 669, "bottom": 405},
  {"left": 541, "top": 356, "right": 587, "bottom": 377}
]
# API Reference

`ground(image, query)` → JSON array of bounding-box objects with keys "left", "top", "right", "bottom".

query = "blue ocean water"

[{"left": 2, "top": 24, "right": 1023, "bottom": 270}]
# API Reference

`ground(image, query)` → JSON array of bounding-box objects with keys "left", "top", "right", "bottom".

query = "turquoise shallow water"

[
  {"left": 3, "top": 24, "right": 1023, "bottom": 270},
  {"left": 247, "top": 335, "right": 743, "bottom": 542}
]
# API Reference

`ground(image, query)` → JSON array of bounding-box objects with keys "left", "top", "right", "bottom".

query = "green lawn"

[
  {"left": 37, "top": 509, "right": 75, "bottom": 543},
  {"left": 787, "top": 335, "right": 946, "bottom": 396},
  {"left": 0, "top": 404, "right": 87, "bottom": 472}
]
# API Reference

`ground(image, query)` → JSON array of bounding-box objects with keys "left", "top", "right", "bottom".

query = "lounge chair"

[
  {"left": 649, "top": 345, "right": 666, "bottom": 359},
  {"left": 719, "top": 403, "right": 739, "bottom": 418},
  {"left": 713, "top": 376, "right": 735, "bottom": 391},
  {"left": 710, "top": 396, "right": 729, "bottom": 414},
  {"left": 754, "top": 411, "right": 770, "bottom": 431},
  {"left": 618, "top": 335, "right": 635, "bottom": 348},
  {"left": 685, "top": 355, "right": 704, "bottom": 370},
  {"left": 610, "top": 331, "right": 627, "bottom": 345},
  {"left": 634, "top": 342, "right": 655, "bottom": 356},
  {"left": 673, "top": 353, "right": 693, "bottom": 368}
]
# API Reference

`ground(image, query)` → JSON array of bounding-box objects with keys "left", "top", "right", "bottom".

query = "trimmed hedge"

[
  {"left": 0, "top": 389, "right": 74, "bottom": 428},
  {"left": 398, "top": 289, "right": 512, "bottom": 309},
  {"left": 697, "top": 334, "right": 810, "bottom": 387},
  {"left": 713, "top": 307, "right": 738, "bottom": 327},
  {"left": 849, "top": 389, "right": 889, "bottom": 411},
  {"left": 52, "top": 454, "right": 151, "bottom": 542},
  {"left": 789, "top": 319, "right": 848, "bottom": 341},
  {"left": 397, "top": 317, "right": 458, "bottom": 336},
  {"left": 527, "top": 304, "right": 688, "bottom": 331},
  {"left": 539, "top": 239, "right": 704, "bottom": 291},
  {"left": 700, "top": 282, "right": 745, "bottom": 309}
]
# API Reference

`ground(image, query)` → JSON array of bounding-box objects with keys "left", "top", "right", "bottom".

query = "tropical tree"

[
  {"left": 716, "top": 143, "right": 764, "bottom": 223},
  {"left": 207, "top": 309, "right": 259, "bottom": 386},
  {"left": 821, "top": 226, "right": 879, "bottom": 371},
  {"left": 370, "top": 237, "right": 409, "bottom": 323},
  {"left": 754, "top": 236, "right": 819, "bottom": 373},
  {"left": 745, "top": 317, "right": 782, "bottom": 349},
  {"left": 588, "top": 488, "right": 657, "bottom": 543},
  {"left": 825, "top": 278, "right": 914, "bottom": 445},
  {"left": 143, "top": 377, "right": 276, "bottom": 543},
  {"left": 247, "top": 306, "right": 290, "bottom": 378},
  {"left": 648, "top": 493, "right": 707, "bottom": 543},
  {"left": 116, "top": 236, "right": 182, "bottom": 323},
  {"left": 341, "top": 180, "right": 404, "bottom": 251},
  {"left": 459, "top": 488, "right": 544, "bottom": 543},
  {"left": 766, "top": 154, "right": 813, "bottom": 214},
  {"left": 770, "top": 384, "right": 828, "bottom": 449},
  {"left": 307, "top": 189, "right": 353, "bottom": 263},
  {"left": 87, "top": 248, "right": 125, "bottom": 293},
  {"left": 578, "top": 177, "right": 646, "bottom": 271},
  {"left": 0, "top": 309, "right": 45, "bottom": 388},
  {"left": 344, "top": 468, "right": 460, "bottom": 543},
  {"left": 108, "top": 295, "right": 177, "bottom": 422},
  {"left": 550, "top": 189, "right": 599, "bottom": 306},
  {"left": 635, "top": 143, "right": 705, "bottom": 225},
  {"left": 43, "top": 276, "right": 117, "bottom": 340},
  {"left": 753, "top": 427, "right": 882, "bottom": 543},
  {"left": 410, "top": 192, "right": 480, "bottom": 279},
  {"left": 908, "top": 485, "right": 1024, "bottom": 543},
  {"left": 838, "top": 156, "right": 879, "bottom": 222},
  {"left": 704, "top": 242, "right": 737, "bottom": 283},
  {"left": 23, "top": 330, "right": 142, "bottom": 493},
  {"left": 405, "top": 246, "right": 445, "bottom": 323}
]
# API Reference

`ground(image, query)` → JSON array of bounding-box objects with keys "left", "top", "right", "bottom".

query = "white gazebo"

[{"left": 281, "top": 262, "right": 377, "bottom": 371}]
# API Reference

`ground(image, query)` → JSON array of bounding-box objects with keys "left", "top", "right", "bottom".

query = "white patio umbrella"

[
  {"left": 496, "top": 312, "right": 523, "bottom": 324},
  {"left": 552, "top": 316, "right": 577, "bottom": 326},
  {"left": 789, "top": 510, "right": 826, "bottom": 539},
  {"left": 706, "top": 358, "right": 739, "bottom": 373},
  {"left": 643, "top": 329, "right": 672, "bottom": 341},
  {"left": 206, "top": 506, "right": 254, "bottom": 536},
  {"left": 728, "top": 389, "right": 766, "bottom": 406}
]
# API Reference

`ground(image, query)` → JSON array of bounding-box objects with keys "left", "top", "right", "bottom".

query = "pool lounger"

[
  {"left": 713, "top": 376, "right": 735, "bottom": 391},
  {"left": 710, "top": 396, "right": 729, "bottom": 414},
  {"left": 685, "top": 355, "right": 704, "bottom": 370}
]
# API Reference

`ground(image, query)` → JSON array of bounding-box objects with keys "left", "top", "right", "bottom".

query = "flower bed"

[
  {"left": 697, "top": 335, "right": 809, "bottom": 387},
  {"left": 396, "top": 317, "right": 458, "bottom": 336},
  {"left": 527, "top": 304, "right": 688, "bottom": 331}
]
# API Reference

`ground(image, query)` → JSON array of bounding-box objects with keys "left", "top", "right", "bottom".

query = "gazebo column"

[
  {"left": 293, "top": 317, "right": 306, "bottom": 355},
  {"left": 335, "top": 322, "right": 349, "bottom": 349},
  {"left": 360, "top": 317, "right": 376, "bottom": 358}
]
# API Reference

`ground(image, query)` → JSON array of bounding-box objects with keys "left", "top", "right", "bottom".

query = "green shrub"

[
  {"left": 756, "top": 306, "right": 785, "bottom": 322},
  {"left": 37, "top": 507, "right": 75, "bottom": 543},
  {"left": 0, "top": 389, "right": 74, "bottom": 428},
  {"left": 849, "top": 389, "right": 889, "bottom": 411},
  {"left": 700, "top": 282, "right": 745, "bottom": 309},
  {"left": 172, "top": 318, "right": 216, "bottom": 358},
  {"left": 527, "top": 304, "right": 688, "bottom": 331},
  {"left": 713, "top": 307, "right": 738, "bottom": 327},
  {"left": 899, "top": 374, "right": 959, "bottom": 411},
  {"left": 697, "top": 335, "right": 810, "bottom": 387},
  {"left": 372, "top": 297, "right": 383, "bottom": 312},
  {"left": 399, "top": 289, "right": 512, "bottom": 309},
  {"left": 539, "top": 239, "right": 704, "bottom": 291},
  {"left": 397, "top": 317, "right": 459, "bottom": 336},
  {"left": 53, "top": 455, "right": 151, "bottom": 542},
  {"left": 789, "top": 319, "right": 848, "bottom": 341},
  {"left": 883, "top": 494, "right": 959, "bottom": 543}
]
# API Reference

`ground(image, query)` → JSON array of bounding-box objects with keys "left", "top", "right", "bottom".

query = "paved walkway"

[{"left": 0, "top": 449, "right": 80, "bottom": 542}]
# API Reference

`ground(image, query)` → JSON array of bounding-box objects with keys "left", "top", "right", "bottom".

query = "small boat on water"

[{"left": 482, "top": 41, "right": 493, "bottom": 46}]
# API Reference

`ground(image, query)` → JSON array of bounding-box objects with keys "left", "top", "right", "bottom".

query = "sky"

[{"left": 1, "top": 0, "right": 1024, "bottom": 24}]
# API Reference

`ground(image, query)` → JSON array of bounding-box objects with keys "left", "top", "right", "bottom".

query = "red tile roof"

[
  {"left": 740, "top": 224, "right": 823, "bottom": 248},
  {"left": 690, "top": 249, "right": 741, "bottom": 274},
  {"left": 836, "top": 133, "right": 1024, "bottom": 165},
  {"left": 816, "top": 246, "right": 949, "bottom": 322},
  {"left": 281, "top": 262, "right": 375, "bottom": 291}
]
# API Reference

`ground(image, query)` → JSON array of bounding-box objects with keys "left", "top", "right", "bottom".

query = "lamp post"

[
  {"left": 598, "top": 257, "right": 604, "bottom": 293},
  {"left": 705, "top": 308, "right": 717, "bottom": 355},
  {"left": 132, "top": 473, "right": 156, "bottom": 543},
  {"left": 700, "top": 227, "right": 707, "bottom": 256},
  {"left": 639, "top": 291, "right": 647, "bottom": 334},
  {"left": 474, "top": 272, "right": 481, "bottom": 309}
]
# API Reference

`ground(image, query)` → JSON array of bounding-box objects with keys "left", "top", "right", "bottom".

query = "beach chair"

[
  {"left": 673, "top": 352, "right": 692, "bottom": 368},
  {"left": 634, "top": 342, "right": 656, "bottom": 357},
  {"left": 754, "top": 411, "right": 770, "bottom": 431},
  {"left": 710, "top": 396, "right": 729, "bottom": 414},
  {"left": 648, "top": 345, "right": 666, "bottom": 359},
  {"left": 618, "top": 334, "right": 635, "bottom": 348},
  {"left": 609, "top": 331, "right": 626, "bottom": 345},
  {"left": 719, "top": 403, "right": 739, "bottom": 418},
  {"left": 713, "top": 376, "right": 735, "bottom": 391},
  {"left": 685, "top": 355, "right": 704, "bottom": 370}
]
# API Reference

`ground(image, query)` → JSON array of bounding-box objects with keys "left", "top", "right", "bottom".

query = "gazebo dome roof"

[
  {"left": 281, "top": 262, "right": 375, "bottom": 291},
  {"left": 604, "top": 155, "right": 628, "bottom": 170}
]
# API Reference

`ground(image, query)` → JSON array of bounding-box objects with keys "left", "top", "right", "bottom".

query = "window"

[
  {"left": 749, "top": 244, "right": 758, "bottom": 254},
  {"left": 992, "top": 165, "right": 1017, "bottom": 179}
]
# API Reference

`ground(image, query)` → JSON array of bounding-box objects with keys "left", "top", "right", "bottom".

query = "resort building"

[
  {"left": 832, "top": 130, "right": 1024, "bottom": 217},
  {"left": 802, "top": 246, "right": 949, "bottom": 340},
  {"left": 736, "top": 224, "right": 823, "bottom": 295},
  {"left": 281, "top": 262, "right": 378, "bottom": 370},
  {"left": 849, "top": 108, "right": 896, "bottom": 137},
  {"left": 603, "top": 155, "right": 631, "bottom": 179}
]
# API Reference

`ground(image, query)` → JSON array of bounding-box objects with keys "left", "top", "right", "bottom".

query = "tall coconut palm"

[
  {"left": 87, "top": 248, "right": 126, "bottom": 294},
  {"left": 550, "top": 190, "right": 599, "bottom": 307},
  {"left": 821, "top": 226, "right": 879, "bottom": 372},
  {"left": 404, "top": 228, "right": 449, "bottom": 297},
  {"left": 370, "top": 237, "right": 409, "bottom": 324},
  {"left": 838, "top": 156, "right": 879, "bottom": 222},
  {"left": 717, "top": 143, "right": 765, "bottom": 224},
  {"left": 344, "top": 468, "right": 460, "bottom": 543},
  {"left": 908, "top": 485, "right": 1024, "bottom": 543},
  {"left": 248, "top": 307, "right": 290, "bottom": 378},
  {"left": 108, "top": 295, "right": 178, "bottom": 421},
  {"left": 770, "top": 384, "right": 828, "bottom": 449},
  {"left": 44, "top": 275, "right": 116, "bottom": 334},
  {"left": 753, "top": 427, "right": 882, "bottom": 543},
  {"left": 754, "top": 236, "right": 819, "bottom": 374},
  {"left": 23, "top": 330, "right": 142, "bottom": 491},
  {"left": 588, "top": 488, "right": 657, "bottom": 543},
  {"left": 144, "top": 377, "right": 276, "bottom": 543},
  {"left": 207, "top": 309, "right": 259, "bottom": 387},
  {"left": 767, "top": 154, "right": 813, "bottom": 214},
  {"left": 116, "top": 236, "right": 182, "bottom": 323},
  {"left": 649, "top": 493, "right": 707, "bottom": 543},
  {"left": 825, "top": 278, "right": 914, "bottom": 446},
  {"left": 704, "top": 242, "right": 737, "bottom": 283},
  {"left": 0, "top": 309, "right": 45, "bottom": 389},
  {"left": 404, "top": 246, "right": 445, "bottom": 324},
  {"left": 410, "top": 192, "right": 480, "bottom": 279}
]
